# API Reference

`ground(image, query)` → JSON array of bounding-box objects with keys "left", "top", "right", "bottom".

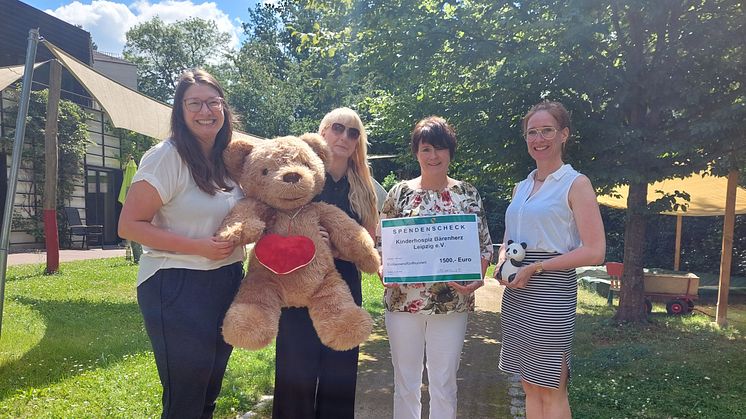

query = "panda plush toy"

[{"left": 496, "top": 240, "right": 527, "bottom": 283}]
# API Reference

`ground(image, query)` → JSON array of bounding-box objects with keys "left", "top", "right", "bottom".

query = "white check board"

[{"left": 380, "top": 214, "right": 482, "bottom": 284}]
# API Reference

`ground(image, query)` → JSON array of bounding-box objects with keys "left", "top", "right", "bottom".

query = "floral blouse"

[{"left": 379, "top": 180, "right": 493, "bottom": 314}]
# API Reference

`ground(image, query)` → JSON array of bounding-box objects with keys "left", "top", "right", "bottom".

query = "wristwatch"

[{"left": 534, "top": 261, "right": 544, "bottom": 275}]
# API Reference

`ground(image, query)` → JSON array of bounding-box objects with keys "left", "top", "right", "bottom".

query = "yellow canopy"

[{"left": 597, "top": 171, "right": 746, "bottom": 216}]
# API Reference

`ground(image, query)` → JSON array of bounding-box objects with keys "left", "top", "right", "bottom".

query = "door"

[{"left": 85, "top": 167, "right": 122, "bottom": 245}]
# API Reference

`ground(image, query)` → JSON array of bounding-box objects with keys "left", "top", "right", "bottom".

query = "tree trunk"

[{"left": 614, "top": 181, "right": 649, "bottom": 323}]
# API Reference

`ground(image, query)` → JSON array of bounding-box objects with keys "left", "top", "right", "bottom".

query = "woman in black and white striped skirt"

[{"left": 495, "top": 101, "right": 606, "bottom": 419}]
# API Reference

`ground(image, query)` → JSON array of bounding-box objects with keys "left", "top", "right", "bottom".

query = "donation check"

[{"left": 380, "top": 214, "right": 482, "bottom": 284}]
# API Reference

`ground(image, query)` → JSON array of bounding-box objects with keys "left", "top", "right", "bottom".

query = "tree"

[
  {"left": 302, "top": 0, "right": 746, "bottom": 322},
  {"left": 123, "top": 17, "right": 231, "bottom": 102},
  {"left": 222, "top": 1, "right": 370, "bottom": 138}
]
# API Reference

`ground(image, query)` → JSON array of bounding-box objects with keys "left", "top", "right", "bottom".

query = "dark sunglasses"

[{"left": 330, "top": 122, "right": 361, "bottom": 141}]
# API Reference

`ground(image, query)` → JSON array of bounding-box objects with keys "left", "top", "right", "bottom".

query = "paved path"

[{"left": 7, "top": 248, "right": 126, "bottom": 266}]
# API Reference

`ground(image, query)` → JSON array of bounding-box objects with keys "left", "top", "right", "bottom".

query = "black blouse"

[{"left": 313, "top": 173, "right": 363, "bottom": 304}]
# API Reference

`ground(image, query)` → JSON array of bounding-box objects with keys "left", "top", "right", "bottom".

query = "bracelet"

[{"left": 534, "top": 261, "right": 544, "bottom": 275}]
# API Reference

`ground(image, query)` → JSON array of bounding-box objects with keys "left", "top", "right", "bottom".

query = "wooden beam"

[
  {"left": 674, "top": 214, "right": 682, "bottom": 271},
  {"left": 716, "top": 169, "right": 739, "bottom": 327},
  {"left": 43, "top": 60, "right": 62, "bottom": 274}
]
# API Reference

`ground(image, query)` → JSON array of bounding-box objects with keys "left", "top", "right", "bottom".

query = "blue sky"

[{"left": 20, "top": 0, "right": 264, "bottom": 54}]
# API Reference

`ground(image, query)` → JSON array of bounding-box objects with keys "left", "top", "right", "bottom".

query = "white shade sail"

[
  {"left": 3, "top": 41, "right": 262, "bottom": 143},
  {"left": 0, "top": 62, "right": 47, "bottom": 91}
]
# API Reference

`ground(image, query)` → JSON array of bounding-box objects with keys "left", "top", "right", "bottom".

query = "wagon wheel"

[
  {"left": 686, "top": 299, "right": 695, "bottom": 313},
  {"left": 666, "top": 300, "right": 686, "bottom": 315},
  {"left": 645, "top": 299, "right": 653, "bottom": 314}
]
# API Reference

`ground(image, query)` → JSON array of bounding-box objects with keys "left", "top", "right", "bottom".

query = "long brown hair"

[{"left": 170, "top": 68, "right": 233, "bottom": 195}]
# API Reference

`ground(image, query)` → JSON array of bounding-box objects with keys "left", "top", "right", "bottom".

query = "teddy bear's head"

[
  {"left": 504, "top": 240, "right": 527, "bottom": 262},
  {"left": 223, "top": 133, "right": 330, "bottom": 210}
]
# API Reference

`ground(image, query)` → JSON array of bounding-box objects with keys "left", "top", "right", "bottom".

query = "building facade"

[{"left": 1, "top": 0, "right": 137, "bottom": 249}]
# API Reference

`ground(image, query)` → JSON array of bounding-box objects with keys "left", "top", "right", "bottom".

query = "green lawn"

[
  {"left": 0, "top": 258, "right": 384, "bottom": 418},
  {"left": 571, "top": 288, "right": 746, "bottom": 418},
  {"left": 2, "top": 259, "right": 745, "bottom": 418}
]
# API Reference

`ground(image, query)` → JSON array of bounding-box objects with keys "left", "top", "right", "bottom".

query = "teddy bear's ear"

[
  {"left": 520, "top": 242, "right": 527, "bottom": 249},
  {"left": 507, "top": 240, "right": 514, "bottom": 245},
  {"left": 298, "top": 132, "right": 331, "bottom": 166},
  {"left": 223, "top": 137, "right": 257, "bottom": 179}
]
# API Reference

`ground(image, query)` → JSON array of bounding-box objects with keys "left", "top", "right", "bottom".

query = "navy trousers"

[
  {"left": 272, "top": 260, "right": 362, "bottom": 419},
  {"left": 138, "top": 262, "right": 243, "bottom": 419}
]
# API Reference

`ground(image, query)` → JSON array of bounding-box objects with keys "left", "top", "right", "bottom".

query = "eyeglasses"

[
  {"left": 184, "top": 97, "right": 224, "bottom": 113},
  {"left": 330, "top": 122, "right": 361, "bottom": 141},
  {"left": 525, "top": 126, "right": 559, "bottom": 141}
]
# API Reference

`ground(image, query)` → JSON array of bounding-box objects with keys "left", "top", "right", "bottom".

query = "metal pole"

[{"left": 0, "top": 29, "right": 40, "bottom": 337}]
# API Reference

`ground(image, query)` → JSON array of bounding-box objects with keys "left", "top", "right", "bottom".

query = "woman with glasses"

[
  {"left": 496, "top": 101, "right": 605, "bottom": 419},
  {"left": 379, "top": 116, "right": 493, "bottom": 419},
  {"left": 119, "top": 68, "right": 245, "bottom": 418},
  {"left": 272, "top": 107, "right": 379, "bottom": 419}
]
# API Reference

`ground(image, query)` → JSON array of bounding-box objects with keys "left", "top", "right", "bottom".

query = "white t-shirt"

[
  {"left": 504, "top": 164, "right": 582, "bottom": 254},
  {"left": 132, "top": 140, "right": 245, "bottom": 286}
]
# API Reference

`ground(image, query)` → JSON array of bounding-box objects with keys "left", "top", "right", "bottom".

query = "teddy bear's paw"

[
  {"left": 221, "top": 303, "right": 277, "bottom": 350},
  {"left": 242, "top": 220, "right": 266, "bottom": 243},
  {"left": 357, "top": 253, "right": 382, "bottom": 274},
  {"left": 317, "top": 307, "right": 373, "bottom": 351},
  {"left": 216, "top": 222, "right": 245, "bottom": 244}
]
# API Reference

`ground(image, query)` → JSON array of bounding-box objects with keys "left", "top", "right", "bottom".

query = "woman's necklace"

[{"left": 534, "top": 172, "right": 549, "bottom": 182}]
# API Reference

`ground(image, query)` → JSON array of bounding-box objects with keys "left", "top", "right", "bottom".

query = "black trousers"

[
  {"left": 272, "top": 260, "right": 362, "bottom": 419},
  {"left": 138, "top": 262, "right": 243, "bottom": 419}
]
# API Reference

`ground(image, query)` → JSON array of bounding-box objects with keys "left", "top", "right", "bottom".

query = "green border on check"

[
  {"left": 381, "top": 214, "right": 476, "bottom": 228},
  {"left": 385, "top": 273, "right": 483, "bottom": 283}
]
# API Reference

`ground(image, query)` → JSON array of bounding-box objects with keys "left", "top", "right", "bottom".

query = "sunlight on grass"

[
  {"left": 572, "top": 288, "right": 746, "bottom": 418},
  {"left": 5, "top": 259, "right": 744, "bottom": 417},
  {"left": 0, "top": 258, "right": 282, "bottom": 418},
  {"left": 0, "top": 299, "right": 46, "bottom": 363},
  {"left": 0, "top": 259, "right": 389, "bottom": 418}
]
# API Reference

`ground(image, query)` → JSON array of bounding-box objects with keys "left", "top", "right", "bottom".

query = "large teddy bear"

[{"left": 216, "top": 133, "right": 380, "bottom": 351}]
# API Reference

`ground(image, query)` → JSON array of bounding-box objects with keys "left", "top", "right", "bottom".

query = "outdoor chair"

[
  {"left": 63, "top": 207, "right": 103, "bottom": 249},
  {"left": 606, "top": 262, "right": 624, "bottom": 305}
]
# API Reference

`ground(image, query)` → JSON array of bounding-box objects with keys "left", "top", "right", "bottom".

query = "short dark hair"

[
  {"left": 410, "top": 116, "right": 457, "bottom": 158},
  {"left": 170, "top": 68, "right": 233, "bottom": 195}
]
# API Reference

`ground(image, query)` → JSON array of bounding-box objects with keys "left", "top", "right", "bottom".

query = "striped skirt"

[{"left": 499, "top": 251, "right": 577, "bottom": 389}]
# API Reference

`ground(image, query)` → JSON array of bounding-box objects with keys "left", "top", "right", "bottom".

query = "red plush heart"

[{"left": 254, "top": 234, "right": 316, "bottom": 275}]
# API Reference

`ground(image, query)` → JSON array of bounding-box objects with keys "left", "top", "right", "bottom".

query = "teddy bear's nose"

[{"left": 283, "top": 172, "right": 302, "bottom": 183}]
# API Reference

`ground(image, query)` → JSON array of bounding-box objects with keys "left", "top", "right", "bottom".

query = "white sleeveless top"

[{"left": 504, "top": 164, "right": 582, "bottom": 254}]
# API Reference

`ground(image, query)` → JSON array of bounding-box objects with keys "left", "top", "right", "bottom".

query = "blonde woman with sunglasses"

[
  {"left": 271, "top": 107, "right": 379, "bottom": 419},
  {"left": 496, "top": 101, "right": 605, "bottom": 419}
]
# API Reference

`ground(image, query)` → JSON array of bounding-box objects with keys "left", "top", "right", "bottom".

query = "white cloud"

[{"left": 46, "top": 0, "right": 242, "bottom": 55}]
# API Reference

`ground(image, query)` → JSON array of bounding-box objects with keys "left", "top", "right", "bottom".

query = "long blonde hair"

[{"left": 319, "top": 107, "right": 379, "bottom": 229}]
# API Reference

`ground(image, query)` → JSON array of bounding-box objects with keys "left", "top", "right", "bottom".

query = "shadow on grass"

[
  {"left": 355, "top": 310, "right": 510, "bottom": 419},
  {"left": 4, "top": 265, "right": 48, "bottom": 282},
  {"left": 0, "top": 296, "right": 150, "bottom": 400}
]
